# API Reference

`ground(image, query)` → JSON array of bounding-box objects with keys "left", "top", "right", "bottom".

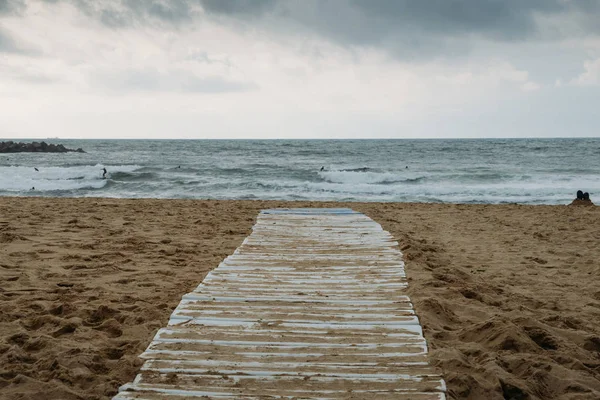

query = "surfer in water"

[
  {"left": 102, "top": 167, "right": 107, "bottom": 179},
  {"left": 34, "top": 167, "right": 39, "bottom": 172}
]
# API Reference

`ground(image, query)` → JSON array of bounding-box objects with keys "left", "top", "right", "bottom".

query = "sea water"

[{"left": 1, "top": 138, "right": 598, "bottom": 204}]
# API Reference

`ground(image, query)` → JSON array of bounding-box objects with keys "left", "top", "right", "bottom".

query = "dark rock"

[
  {"left": 0, "top": 141, "right": 86, "bottom": 153},
  {"left": 499, "top": 379, "right": 530, "bottom": 400}
]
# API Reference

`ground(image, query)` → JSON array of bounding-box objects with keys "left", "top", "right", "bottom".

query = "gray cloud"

[
  {"left": 62, "top": 0, "right": 275, "bottom": 27},
  {"left": 0, "top": 27, "right": 34, "bottom": 54},
  {"left": 1, "top": 1, "right": 38, "bottom": 54},
  {"left": 38, "top": 1, "right": 595, "bottom": 37},
  {"left": 196, "top": 0, "right": 600, "bottom": 60},
  {"left": 0, "top": 28, "right": 18, "bottom": 52},
  {"left": 45, "top": 0, "right": 202, "bottom": 28},
  {"left": 202, "top": 1, "right": 600, "bottom": 41},
  {"left": 0, "top": 29, "right": 43, "bottom": 55},
  {"left": 186, "top": 51, "right": 233, "bottom": 68},
  {"left": 0, "top": 0, "right": 26, "bottom": 15},
  {"left": 36, "top": 1, "right": 600, "bottom": 42},
  {"left": 100, "top": 0, "right": 196, "bottom": 27},
  {"left": 93, "top": 68, "right": 257, "bottom": 94},
  {"left": 24, "top": 1, "right": 600, "bottom": 62},
  {"left": 201, "top": 0, "right": 556, "bottom": 40},
  {"left": 199, "top": 0, "right": 275, "bottom": 17},
  {"left": 3, "top": 68, "right": 61, "bottom": 84}
]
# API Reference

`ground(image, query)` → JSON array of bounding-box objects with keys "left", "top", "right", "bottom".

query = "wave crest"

[
  {"left": 319, "top": 169, "right": 420, "bottom": 185},
  {"left": 0, "top": 164, "right": 142, "bottom": 192}
]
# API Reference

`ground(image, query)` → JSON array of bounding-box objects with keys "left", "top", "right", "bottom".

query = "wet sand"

[{"left": 1, "top": 198, "right": 599, "bottom": 399}]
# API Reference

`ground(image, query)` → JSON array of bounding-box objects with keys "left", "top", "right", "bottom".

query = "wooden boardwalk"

[{"left": 115, "top": 208, "right": 446, "bottom": 399}]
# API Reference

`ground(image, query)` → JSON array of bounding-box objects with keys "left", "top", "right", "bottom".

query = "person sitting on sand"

[
  {"left": 583, "top": 192, "right": 591, "bottom": 201},
  {"left": 570, "top": 190, "right": 594, "bottom": 206},
  {"left": 102, "top": 167, "right": 107, "bottom": 179}
]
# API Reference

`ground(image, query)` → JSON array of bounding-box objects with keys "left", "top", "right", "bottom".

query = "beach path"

[{"left": 114, "top": 208, "right": 446, "bottom": 399}]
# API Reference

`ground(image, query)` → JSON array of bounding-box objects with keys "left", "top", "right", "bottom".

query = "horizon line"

[{"left": 2, "top": 136, "right": 599, "bottom": 141}]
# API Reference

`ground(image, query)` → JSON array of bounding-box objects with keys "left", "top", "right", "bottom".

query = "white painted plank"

[{"left": 115, "top": 208, "right": 445, "bottom": 399}]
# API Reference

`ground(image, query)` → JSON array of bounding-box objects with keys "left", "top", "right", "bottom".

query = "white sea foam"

[
  {"left": 1, "top": 139, "right": 599, "bottom": 204},
  {"left": 319, "top": 170, "right": 408, "bottom": 185},
  {"left": 0, "top": 164, "right": 141, "bottom": 192}
]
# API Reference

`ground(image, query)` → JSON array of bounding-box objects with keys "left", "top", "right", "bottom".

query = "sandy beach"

[{"left": 1, "top": 197, "right": 599, "bottom": 400}]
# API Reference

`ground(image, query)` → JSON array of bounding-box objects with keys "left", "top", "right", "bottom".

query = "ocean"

[{"left": 1, "top": 138, "right": 598, "bottom": 204}]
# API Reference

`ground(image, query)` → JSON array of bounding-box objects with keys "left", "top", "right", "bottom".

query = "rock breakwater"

[{"left": 0, "top": 141, "right": 85, "bottom": 153}]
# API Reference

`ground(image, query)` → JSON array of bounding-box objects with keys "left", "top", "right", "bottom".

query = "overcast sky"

[{"left": 1, "top": 0, "right": 599, "bottom": 139}]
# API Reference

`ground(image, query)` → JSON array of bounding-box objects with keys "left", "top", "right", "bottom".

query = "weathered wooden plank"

[{"left": 115, "top": 208, "right": 445, "bottom": 399}]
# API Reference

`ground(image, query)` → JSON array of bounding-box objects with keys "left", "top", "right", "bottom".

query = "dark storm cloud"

[
  {"left": 30, "top": 1, "right": 600, "bottom": 58},
  {"left": 36, "top": 1, "right": 600, "bottom": 39},
  {"left": 196, "top": 0, "right": 600, "bottom": 60},
  {"left": 199, "top": 0, "right": 600, "bottom": 42}
]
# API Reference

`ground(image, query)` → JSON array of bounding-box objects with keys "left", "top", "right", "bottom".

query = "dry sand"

[{"left": 0, "top": 197, "right": 599, "bottom": 399}]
